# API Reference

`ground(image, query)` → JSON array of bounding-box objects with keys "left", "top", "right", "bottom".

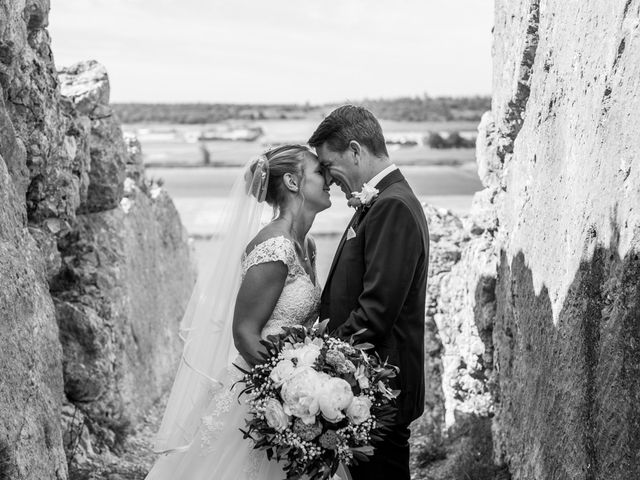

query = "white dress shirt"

[{"left": 367, "top": 164, "right": 398, "bottom": 189}]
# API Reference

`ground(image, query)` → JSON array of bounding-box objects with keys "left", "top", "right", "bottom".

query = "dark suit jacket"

[{"left": 320, "top": 169, "right": 429, "bottom": 425}]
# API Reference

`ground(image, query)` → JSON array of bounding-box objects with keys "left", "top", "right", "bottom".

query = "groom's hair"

[{"left": 308, "top": 105, "right": 388, "bottom": 158}]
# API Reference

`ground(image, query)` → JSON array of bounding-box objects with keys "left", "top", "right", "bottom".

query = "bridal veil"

[{"left": 153, "top": 157, "right": 269, "bottom": 453}]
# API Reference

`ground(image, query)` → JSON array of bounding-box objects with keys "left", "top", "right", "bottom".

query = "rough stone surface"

[
  {"left": 448, "top": 1, "right": 640, "bottom": 478},
  {"left": 58, "top": 61, "right": 110, "bottom": 117},
  {"left": 1, "top": 0, "right": 84, "bottom": 226},
  {"left": 0, "top": 1, "right": 69, "bottom": 478},
  {"left": 413, "top": 205, "right": 468, "bottom": 447},
  {"left": 416, "top": 197, "right": 500, "bottom": 439},
  {"left": 437, "top": 229, "right": 497, "bottom": 428},
  {"left": 0, "top": 1, "right": 196, "bottom": 477},
  {"left": 123, "top": 133, "right": 145, "bottom": 183},
  {"left": 51, "top": 183, "right": 196, "bottom": 456},
  {"left": 60, "top": 61, "right": 127, "bottom": 214},
  {"left": 0, "top": 160, "right": 67, "bottom": 479}
]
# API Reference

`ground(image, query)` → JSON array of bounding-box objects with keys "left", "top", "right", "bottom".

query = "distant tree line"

[
  {"left": 112, "top": 96, "right": 490, "bottom": 124},
  {"left": 361, "top": 95, "right": 491, "bottom": 122},
  {"left": 112, "top": 103, "right": 316, "bottom": 124},
  {"left": 425, "top": 131, "right": 476, "bottom": 149}
]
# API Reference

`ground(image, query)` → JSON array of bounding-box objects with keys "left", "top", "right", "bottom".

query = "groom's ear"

[{"left": 348, "top": 140, "right": 362, "bottom": 165}]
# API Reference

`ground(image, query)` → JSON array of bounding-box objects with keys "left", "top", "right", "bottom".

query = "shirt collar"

[{"left": 367, "top": 164, "right": 398, "bottom": 189}]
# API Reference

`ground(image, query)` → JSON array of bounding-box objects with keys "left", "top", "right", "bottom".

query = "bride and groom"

[{"left": 145, "top": 105, "right": 430, "bottom": 480}]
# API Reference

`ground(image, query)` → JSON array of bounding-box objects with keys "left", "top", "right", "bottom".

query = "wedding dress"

[{"left": 145, "top": 235, "right": 322, "bottom": 480}]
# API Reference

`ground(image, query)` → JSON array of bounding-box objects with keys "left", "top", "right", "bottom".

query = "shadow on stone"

[
  {"left": 416, "top": 414, "right": 511, "bottom": 480},
  {"left": 491, "top": 217, "right": 640, "bottom": 479},
  {"left": 0, "top": 439, "right": 15, "bottom": 480}
]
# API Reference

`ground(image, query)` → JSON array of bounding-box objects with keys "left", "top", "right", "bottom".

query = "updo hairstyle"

[{"left": 247, "top": 144, "right": 310, "bottom": 208}]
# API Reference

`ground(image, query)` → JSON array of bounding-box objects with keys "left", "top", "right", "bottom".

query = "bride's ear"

[{"left": 282, "top": 173, "right": 299, "bottom": 193}]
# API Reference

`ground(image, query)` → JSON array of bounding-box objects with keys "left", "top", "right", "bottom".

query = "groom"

[{"left": 309, "top": 105, "right": 429, "bottom": 479}]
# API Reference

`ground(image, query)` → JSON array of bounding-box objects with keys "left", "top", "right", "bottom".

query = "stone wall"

[
  {"left": 1, "top": 1, "right": 70, "bottom": 477},
  {"left": 445, "top": 1, "right": 640, "bottom": 478},
  {"left": 0, "top": 1, "right": 196, "bottom": 477}
]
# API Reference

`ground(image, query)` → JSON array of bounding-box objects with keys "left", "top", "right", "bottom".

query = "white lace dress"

[{"left": 146, "top": 236, "right": 321, "bottom": 480}]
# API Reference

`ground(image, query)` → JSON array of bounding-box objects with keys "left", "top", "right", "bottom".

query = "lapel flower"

[{"left": 348, "top": 183, "right": 379, "bottom": 209}]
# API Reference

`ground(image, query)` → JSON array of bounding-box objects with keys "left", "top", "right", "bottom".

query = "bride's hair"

[{"left": 247, "top": 144, "right": 310, "bottom": 208}]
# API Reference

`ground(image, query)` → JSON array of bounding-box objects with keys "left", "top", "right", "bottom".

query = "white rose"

[
  {"left": 346, "top": 395, "right": 372, "bottom": 425},
  {"left": 281, "top": 366, "right": 322, "bottom": 424},
  {"left": 270, "top": 359, "right": 296, "bottom": 387},
  {"left": 283, "top": 343, "right": 321, "bottom": 367},
  {"left": 351, "top": 183, "right": 379, "bottom": 205},
  {"left": 263, "top": 398, "right": 290, "bottom": 432},
  {"left": 317, "top": 377, "right": 354, "bottom": 423}
]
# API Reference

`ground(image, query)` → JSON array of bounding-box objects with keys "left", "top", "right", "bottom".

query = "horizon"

[
  {"left": 110, "top": 93, "right": 491, "bottom": 107},
  {"left": 49, "top": 0, "right": 494, "bottom": 104}
]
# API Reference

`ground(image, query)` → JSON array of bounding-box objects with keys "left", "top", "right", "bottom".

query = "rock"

[
  {"left": 448, "top": 1, "right": 640, "bottom": 478},
  {"left": 0, "top": 1, "right": 69, "bottom": 478},
  {"left": 475, "top": 111, "right": 503, "bottom": 189},
  {"left": 52, "top": 183, "right": 196, "bottom": 449},
  {"left": 123, "top": 133, "right": 144, "bottom": 183},
  {"left": 61, "top": 402, "right": 94, "bottom": 465},
  {"left": 438, "top": 233, "right": 497, "bottom": 428},
  {"left": 58, "top": 61, "right": 128, "bottom": 214},
  {"left": 414, "top": 204, "right": 474, "bottom": 447},
  {"left": 58, "top": 60, "right": 111, "bottom": 117},
  {"left": 55, "top": 301, "right": 114, "bottom": 403},
  {"left": 0, "top": 90, "right": 29, "bottom": 197},
  {"left": 0, "top": 2, "right": 196, "bottom": 477},
  {"left": 2, "top": 0, "right": 82, "bottom": 227},
  {"left": 81, "top": 114, "right": 127, "bottom": 212},
  {"left": 0, "top": 156, "right": 67, "bottom": 479},
  {"left": 28, "top": 226, "right": 63, "bottom": 281}
]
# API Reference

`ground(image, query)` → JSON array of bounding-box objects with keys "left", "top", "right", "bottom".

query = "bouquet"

[{"left": 235, "top": 320, "right": 398, "bottom": 480}]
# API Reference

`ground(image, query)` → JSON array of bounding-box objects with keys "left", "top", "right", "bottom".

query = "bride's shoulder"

[
  {"left": 244, "top": 226, "right": 294, "bottom": 258},
  {"left": 241, "top": 228, "right": 297, "bottom": 276}
]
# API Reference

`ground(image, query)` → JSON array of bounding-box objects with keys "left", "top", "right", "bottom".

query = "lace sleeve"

[{"left": 241, "top": 236, "right": 300, "bottom": 278}]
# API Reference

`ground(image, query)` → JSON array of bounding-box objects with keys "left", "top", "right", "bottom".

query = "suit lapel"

[{"left": 324, "top": 210, "right": 358, "bottom": 289}]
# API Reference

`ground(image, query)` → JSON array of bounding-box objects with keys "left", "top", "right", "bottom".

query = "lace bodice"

[{"left": 241, "top": 236, "right": 321, "bottom": 338}]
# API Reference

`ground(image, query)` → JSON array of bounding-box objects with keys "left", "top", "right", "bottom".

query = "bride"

[{"left": 145, "top": 144, "right": 332, "bottom": 479}]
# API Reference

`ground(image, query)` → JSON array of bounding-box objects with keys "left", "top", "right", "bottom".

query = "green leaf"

[
  {"left": 351, "top": 328, "right": 368, "bottom": 340},
  {"left": 232, "top": 362, "right": 251, "bottom": 375},
  {"left": 316, "top": 318, "right": 330, "bottom": 335}
]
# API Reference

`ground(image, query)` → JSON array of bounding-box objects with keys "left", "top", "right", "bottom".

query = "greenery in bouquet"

[{"left": 235, "top": 320, "right": 399, "bottom": 480}]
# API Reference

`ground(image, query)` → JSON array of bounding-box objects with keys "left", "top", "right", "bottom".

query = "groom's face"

[{"left": 315, "top": 143, "right": 360, "bottom": 200}]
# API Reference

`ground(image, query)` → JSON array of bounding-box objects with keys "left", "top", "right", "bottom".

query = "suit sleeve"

[{"left": 332, "top": 197, "right": 423, "bottom": 343}]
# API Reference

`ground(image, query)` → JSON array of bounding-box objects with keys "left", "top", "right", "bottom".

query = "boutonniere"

[{"left": 347, "top": 183, "right": 379, "bottom": 210}]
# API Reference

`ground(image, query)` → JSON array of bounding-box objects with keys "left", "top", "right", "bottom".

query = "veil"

[{"left": 153, "top": 157, "right": 270, "bottom": 453}]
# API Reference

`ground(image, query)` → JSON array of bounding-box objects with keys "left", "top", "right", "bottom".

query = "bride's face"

[{"left": 300, "top": 152, "right": 331, "bottom": 213}]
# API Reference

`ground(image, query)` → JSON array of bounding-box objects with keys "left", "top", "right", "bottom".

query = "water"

[
  {"left": 152, "top": 164, "right": 482, "bottom": 284},
  {"left": 126, "top": 119, "right": 478, "bottom": 167},
  {"left": 133, "top": 119, "right": 483, "bottom": 283}
]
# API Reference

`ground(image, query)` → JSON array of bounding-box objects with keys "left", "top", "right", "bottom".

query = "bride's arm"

[{"left": 232, "top": 261, "right": 287, "bottom": 366}]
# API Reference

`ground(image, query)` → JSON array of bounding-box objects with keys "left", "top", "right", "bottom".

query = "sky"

[{"left": 49, "top": 0, "right": 494, "bottom": 104}]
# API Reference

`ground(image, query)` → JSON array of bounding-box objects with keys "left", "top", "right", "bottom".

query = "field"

[
  {"left": 133, "top": 118, "right": 483, "bottom": 283},
  {"left": 126, "top": 119, "right": 478, "bottom": 167}
]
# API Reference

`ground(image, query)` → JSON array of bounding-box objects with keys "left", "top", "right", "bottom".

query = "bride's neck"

[{"left": 276, "top": 206, "right": 315, "bottom": 244}]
